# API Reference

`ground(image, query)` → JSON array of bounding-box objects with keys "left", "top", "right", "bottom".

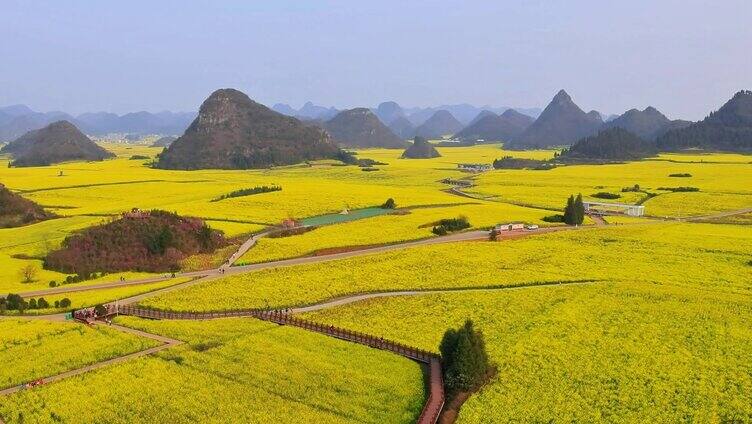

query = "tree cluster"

[
  {"left": 432, "top": 216, "right": 471, "bottom": 235},
  {"left": 44, "top": 210, "right": 227, "bottom": 275},
  {"left": 564, "top": 194, "right": 585, "bottom": 225},
  {"left": 210, "top": 185, "right": 282, "bottom": 202},
  {"left": 559, "top": 127, "right": 658, "bottom": 162},
  {"left": 492, "top": 156, "right": 554, "bottom": 170},
  {"left": 439, "top": 320, "right": 492, "bottom": 394},
  {"left": 656, "top": 186, "right": 700, "bottom": 192},
  {"left": 1, "top": 294, "right": 70, "bottom": 313}
]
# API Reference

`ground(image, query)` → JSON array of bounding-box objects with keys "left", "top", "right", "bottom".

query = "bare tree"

[{"left": 19, "top": 264, "right": 39, "bottom": 283}]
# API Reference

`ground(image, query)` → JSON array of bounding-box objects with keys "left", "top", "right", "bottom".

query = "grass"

[
  {"left": 140, "top": 222, "right": 752, "bottom": 312},
  {"left": 300, "top": 282, "right": 752, "bottom": 423},
  {"left": 0, "top": 319, "right": 158, "bottom": 389},
  {"left": 0, "top": 317, "right": 425, "bottom": 424}
]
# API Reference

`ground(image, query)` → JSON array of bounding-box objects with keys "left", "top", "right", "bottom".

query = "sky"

[{"left": 1, "top": 0, "right": 750, "bottom": 120}]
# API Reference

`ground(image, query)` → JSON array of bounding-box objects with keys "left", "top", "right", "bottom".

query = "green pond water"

[{"left": 300, "top": 207, "right": 393, "bottom": 226}]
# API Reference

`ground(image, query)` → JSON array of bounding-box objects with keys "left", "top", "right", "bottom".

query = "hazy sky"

[{"left": 1, "top": 0, "right": 750, "bottom": 120}]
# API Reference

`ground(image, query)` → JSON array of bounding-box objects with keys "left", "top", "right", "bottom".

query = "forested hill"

[
  {"left": 156, "top": 89, "right": 341, "bottom": 169},
  {"left": 559, "top": 127, "right": 658, "bottom": 162},
  {"left": 657, "top": 90, "right": 752, "bottom": 152}
]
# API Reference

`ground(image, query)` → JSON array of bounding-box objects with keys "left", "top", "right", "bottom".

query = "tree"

[
  {"left": 5, "top": 294, "right": 23, "bottom": 310},
  {"left": 574, "top": 193, "right": 585, "bottom": 225},
  {"left": 59, "top": 298, "right": 71, "bottom": 308},
  {"left": 19, "top": 263, "right": 38, "bottom": 283},
  {"left": 381, "top": 198, "right": 396, "bottom": 209},
  {"left": 563, "top": 195, "right": 575, "bottom": 225},
  {"left": 439, "top": 320, "right": 491, "bottom": 394},
  {"left": 37, "top": 297, "right": 49, "bottom": 309},
  {"left": 563, "top": 194, "right": 585, "bottom": 226}
]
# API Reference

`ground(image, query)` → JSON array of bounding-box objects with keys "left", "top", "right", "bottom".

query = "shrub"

[
  {"left": 210, "top": 186, "right": 282, "bottom": 202},
  {"left": 356, "top": 158, "right": 387, "bottom": 167},
  {"left": 591, "top": 192, "right": 621, "bottom": 200},
  {"left": 5, "top": 294, "right": 24, "bottom": 311},
  {"left": 49, "top": 280, "right": 57, "bottom": 287},
  {"left": 542, "top": 214, "right": 565, "bottom": 223},
  {"left": 54, "top": 300, "right": 60, "bottom": 308},
  {"left": 622, "top": 184, "right": 641, "bottom": 192},
  {"left": 59, "top": 298, "right": 71, "bottom": 308},
  {"left": 381, "top": 198, "right": 396, "bottom": 209},
  {"left": 28, "top": 298, "right": 38, "bottom": 309},
  {"left": 656, "top": 186, "right": 700, "bottom": 192},
  {"left": 432, "top": 216, "right": 470, "bottom": 235},
  {"left": 37, "top": 298, "right": 49, "bottom": 309},
  {"left": 440, "top": 320, "right": 492, "bottom": 394},
  {"left": 129, "top": 155, "right": 150, "bottom": 160},
  {"left": 669, "top": 173, "right": 692, "bottom": 177},
  {"left": 94, "top": 304, "right": 108, "bottom": 316}
]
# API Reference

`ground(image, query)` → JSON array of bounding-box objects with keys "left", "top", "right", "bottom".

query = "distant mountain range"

[
  {"left": 0, "top": 100, "right": 541, "bottom": 143},
  {"left": 454, "top": 109, "right": 534, "bottom": 142},
  {"left": 0, "top": 104, "right": 195, "bottom": 141}
]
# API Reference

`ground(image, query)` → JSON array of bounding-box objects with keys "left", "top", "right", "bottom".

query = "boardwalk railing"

[{"left": 115, "top": 306, "right": 445, "bottom": 424}]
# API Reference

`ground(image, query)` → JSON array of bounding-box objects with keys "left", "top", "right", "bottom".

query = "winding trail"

[{"left": 0, "top": 322, "right": 182, "bottom": 397}]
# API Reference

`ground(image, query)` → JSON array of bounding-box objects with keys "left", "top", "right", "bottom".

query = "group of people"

[
  {"left": 19, "top": 379, "right": 45, "bottom": 390},
  {"left": 73, "top": 304, "right": 116, "bottom": 323}
]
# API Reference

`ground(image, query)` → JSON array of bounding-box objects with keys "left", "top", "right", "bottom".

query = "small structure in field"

[
  {"left": 281, "top": 218, "right": 300, "bottom": 228},
  {"left": 494, "top": 222, "right": 525, "bottom": 232},
  {"left": 457, "top": 163, "right": 492, "bottom": 172},
  {"left": 123, "top": 208, "right": 150, "bottom": 219},
  {"left": 582, "top": 201, "right": 645, "bottom": 217}
]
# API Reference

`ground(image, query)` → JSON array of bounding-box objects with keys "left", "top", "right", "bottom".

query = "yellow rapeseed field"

[
  {"left": 0, "top": 319, "right": 158, "bottom": 389},
  {"left": 0, "top": 317, "right": 425, "bottom": 424},
  {"left": 141, "top": 222, "right": 752, "bottom": 311},
  {"left": 301, "top": 281, "right": 752, "bottom": 423}
]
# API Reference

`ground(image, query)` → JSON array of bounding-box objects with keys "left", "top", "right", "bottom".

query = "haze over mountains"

[
  {"left": 454, "top": 109, "right": 534, "bottom": 142},
  {"left": 324, "top": 108, "right": 406, "bottom": 149},
  {"left": 0, "top": 105, "right": 195, "bottom": 141},
  {"left": 507, "top": 90, "right": 604, "bottom": 149},
  {"left": 3, "top": 89, "right": 750, "bottom": 155},
  {"left": 414, "top": 110, "right": 464, "bottom": 139}
]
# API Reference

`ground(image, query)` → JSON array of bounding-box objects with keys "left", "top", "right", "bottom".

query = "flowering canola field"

[
  {"left": 142, "top": 222, "right": 752, "bottom": 312},
  {"left": 0, "top": 317, "right": 425, "bottom": 424},
  {"left": 0, "top": 319, "right": 158, "bottom": 389},
  {"left": 301, "top": 282, "right": 752, "bottom": 423}
]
